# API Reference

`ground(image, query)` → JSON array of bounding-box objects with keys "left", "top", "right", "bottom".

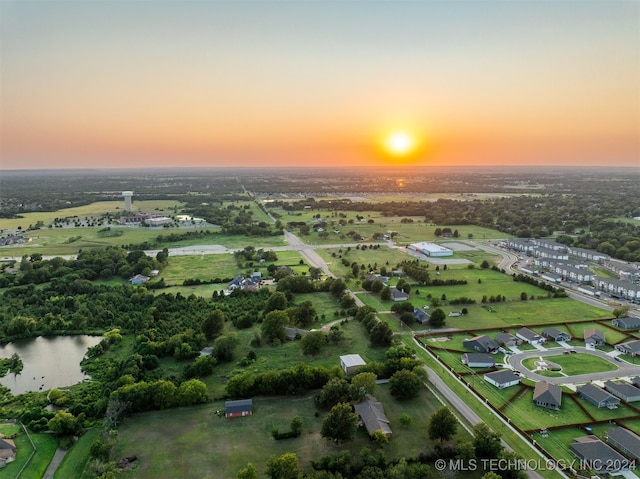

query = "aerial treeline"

[
  {"left": 400, "top": 260, "right": 467, "bottom": 286},
  {"left": 512, "top": 274, "right": 568, "bottom": 298},
  {"left": 0, "top": 246, "right": 166, "bottom": 288}
]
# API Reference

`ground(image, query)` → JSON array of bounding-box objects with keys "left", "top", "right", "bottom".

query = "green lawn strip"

[
  {"left": 158, "top": 254, "right": 239, "bottom": 284},
  {"left": 500, "top": 391, "right": 591, "bottom": 430},
  {"left": 114, "top": 383, "right": 465, "bottom": 479},
  {"left": 53, "top": 428, "right": 101, "bottom": 479},
  {"left": 17, "top": 430, "right": 58, "bottom": 479},
  {"left": 541, "top": 354, "right": 618, "bottom": 376},
  {"left": 406, "top": 340, "right": 563, "bottom": 479}
]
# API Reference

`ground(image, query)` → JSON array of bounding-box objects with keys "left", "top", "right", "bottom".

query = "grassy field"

[
  {"left": 53, "top": 428, "right": 101, "bottom": 479},
  {"left": 537, "top": 354, "right": 618, "bottom": 376},
  {"left": 113, "top": 382, "right": 470, "bottom": 479}
]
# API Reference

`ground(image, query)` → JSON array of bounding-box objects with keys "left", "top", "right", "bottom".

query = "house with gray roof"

[
  {"left": 604, "top": 381, "right": 640, "bottom": 402},
  {"left": 533, "top": 381, "right": 561, "bottom": 410},
  {"left": 611, "top": 317, "right": 640, "bottom": 330},
  {"left": 570, "top": 436, "right": 629, "bottom": 473},
  {"left": 615, "top": 340, "right": 640, "bottom": 357},
  {"left": 0, "top": 437, "right": 16, "bottom": 467},
  {"left": 495, "top": 333, "right": 518, "bottom": 347},
  {"left": 541, "top": 328, "right": 571, "bottom": 342},
  {"left": 577, "top": 383, "right": 620, "bottom": 409},
  {"left": 354, "top": 395, "right": 392, "bottom": 437},
  {"left": 412, "top": 308, "right": 430, "bottom": 325},
  {"left": 284, "top": 327, "right": 309, "bottom": 341},
  {"left": 484, "top": 370, "right": 520, "bottom": 389},
  {"left": 584, "top": 328, "right": 606, "bottom": 346},
  {"left": 606, "top": 427, "right": 640, "bottom": 461},
  {"left": 225, "top": 399, "right": 253, "bottom": 418},
  {"left": 463, "top": 335, "right": 499, "bottom": 353},
  {"left": 389, "top": 287, "right": 409, "bottom": 302},
  {"left": 461, "top": 353, "right": 495, "bottom": 368},
  {"left": 516, "top": 327, "right": 544, "bottom": 345}
]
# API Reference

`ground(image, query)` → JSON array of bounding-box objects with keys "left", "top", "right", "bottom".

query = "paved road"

[
  {"left": 508, "top": 346, "right": 640, "bottom": 384},
  {"left": 42, "top": 447, "right": 67, "bottom": 479}
]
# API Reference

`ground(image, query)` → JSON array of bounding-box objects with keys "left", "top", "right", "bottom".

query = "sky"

[{"left": 1, "top": 0, "right": 638, "bottom": 170}]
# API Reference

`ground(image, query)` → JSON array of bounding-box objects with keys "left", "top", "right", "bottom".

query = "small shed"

[
  {"left": 340, "top": 354, "right": 366, "bottom": 375},
  {"left": 225, "top": 399, "right": 253, "bottom": 418}
]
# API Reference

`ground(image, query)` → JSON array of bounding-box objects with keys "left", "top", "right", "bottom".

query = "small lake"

[{"left": 0, "top": 335, "right": 102, "bottom": 395}]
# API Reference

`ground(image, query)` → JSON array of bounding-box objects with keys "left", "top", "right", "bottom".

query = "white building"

[
  {"left": 340, "top": 354, "right": 366, "bottom": 375},
  {"left": 409, "top": 242, "right": 453, "bottom": 257}
]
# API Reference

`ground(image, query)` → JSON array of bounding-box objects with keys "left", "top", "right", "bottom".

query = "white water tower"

[{"left": 122, "top": 191, "right": 133, "bottom": 211}]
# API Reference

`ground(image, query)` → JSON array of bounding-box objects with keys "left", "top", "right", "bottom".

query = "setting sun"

[{"left": 380, "top": 130, "right": 422, "bottom": 161}]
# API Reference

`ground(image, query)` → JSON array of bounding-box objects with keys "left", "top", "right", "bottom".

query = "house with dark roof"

[
  {"left": 516, "top": 327, "right": 544, "bottom": 345},
  {"left": 541, "top": 328, "right": 571, "bottom": 342},
  {"left": 495, "top": 333, "right": 518, "bottom": 347},
  {"left": 533, "top": 381, "right": 561, "bottom": 409},
  {"left": 612, "top": 317, "right": 640, "bottom": 330},
  {"left": 615, "top": 340, "right": 640, "bottom": 357},
  {"left": 484, "top": 370, "right": 520, "bottom": 389},
  {"left": 461, "top": 353, "right": 495, "bottom": 368},
  {"left": 0, "top": 437, "right": 16, "bottom": 467},
  {"left": 631, "top": 377, "right": 640, "bottom": 389},
  {"left": 225, "top": 399, "right": 253, "bottom": 418},
  {"left": 389, "top": 287, "right": 409, "bottom": 302},
  {"left": 284, "top": 327, "right": 309, "bottom": 341},
  {"left": 577, "top": 383, "right": 620, "bottom": 409},
  {"left": 570, "top": 436, "right": 630, "bottom": 473},
  {"left": 604, "top": 381, "right": 640, "bottom": 402},
  {"left": 606, "top": 427, "right": 640, "bottom": 461},
  {"left": 584, "top": 328, "right": 606, "bottom": 346},
  {"left": 129, "top": 274, "right": 150, "bottom": 285},
  {"left": 463, "top": 335, "right": 499, "bottom": 353},
  {"left": 354, "top": 395, "right": 392, "bottom": 437},
  {"left": 412, "top": 308, "right": 430, "bottom": 325}
]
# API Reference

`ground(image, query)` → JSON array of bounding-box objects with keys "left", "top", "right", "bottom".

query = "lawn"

[
  {"left": 500, "top": 392, "right": 592, "bottom": 430},
  {"left": 114, "top": 382, "right": 469, "bottom": 479},
  {"left": 537, "top": 354, "right": 618, "bottom": 376},
  {"left": 54, "top": 428, "right": 101, "bottom": 479},
  {"left": 0, "top": 423, "right": 58, "bottom": 479},
  {"left": 158, "top": 254, "right": 240, "bottom": 285},
  {"left": 317, "top": 245, "right": 415, "bottom": 279}
]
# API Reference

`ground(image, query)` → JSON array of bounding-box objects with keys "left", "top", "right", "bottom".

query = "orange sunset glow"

[{"left": 0, "top": 1, "right": 638, "bottom": 169}]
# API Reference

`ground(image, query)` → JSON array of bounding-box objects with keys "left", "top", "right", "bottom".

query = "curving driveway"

[{"left": 508, "top": 346, "right": 640, "bottom": 385}]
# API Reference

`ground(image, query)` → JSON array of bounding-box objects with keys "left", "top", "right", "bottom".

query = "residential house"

[
  {"left": 0, "top": 437, "right": 16, "bottom": 468},
  {"left": 129, "top": 274, "right": 150, "bottom": 285},
  {"left": 612, "top": 317, "right": 640, "bottom": 330},
  {"left": 604, "top": 381, "right": 640, "bottom": 402},
  {"left": 412, "top": 308, "right": 430, "bottom": 325},
  {"left": 569, "top": 247, "right": 610, "bottom": 263},
  {"left": 541, "top": 328, "right": 571, "bottom": 342},
  {"left": 533, "top": 381, "right": 562, "bottom": 409},
  {"left": 576, "top": 383, "right": 620, "bottom": 409},
  {"left": 461, "top": 353, "right": 495, "bottom": 368},
  {"left": 584, "top": 328, "right": 606, "bottom": 346},
  {"left": 389, "top": 287, "right": 409, "bottom": 302},
  {"left": 354, "top": 395, "right": 392, "bottom": 437},
  {"left": 340, "top": 354, "right": 366, "bottom": 375},
  {"left": 484, "top": 370, "right": 520, "bottom": 389},
  {"left": 284, "top": 327, "right": 308, "bottom": 341},
  {"left": 225, "top": 399, "right": 253, "bottom": 418},
  {"left": 463, "top": 335, "right": 499, "bottom": 353},
  {"left": 596, "top": 278, "right": 640, "bottom": 302},
  {"left": 227, "top": 275, "right": 260, "bottom": 293},
  {"left": 569, "top": 436, "right": 629, "bottom": 473},
  {"left": 516, "top": 327, "right": 544, "bottom": 345},
  {"left": 494, "top": 333, "right": 518, "bottom": 347},
  {"left": 606, "top": 427, "right": 640, "bottom": 461},
  {"left": 615, "top": 340, "right": 640, "bottom": 357}
]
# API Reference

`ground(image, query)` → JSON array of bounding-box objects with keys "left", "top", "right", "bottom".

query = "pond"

[{"left": 0, "top": 335, "right": 102, "bottom": 395}]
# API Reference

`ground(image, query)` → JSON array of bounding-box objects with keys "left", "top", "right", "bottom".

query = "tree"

[
  {"left": 473, "top": 423, "right": 503, "bottom": 459},
  {"left": 177, "top": 379, "right": 208, "bottom": 406},
  {"left": 202, "top": 310, "right": 225, "bottom": 340},
  {"left": 400, "top": 312, "right": 414, "bottom": 326},
  {"left": 389, "top": 369, "right": 421, "bottom": 400},
  {"left": 321, "top": 402, "right": 358, "bottom": 443},
  {"left": 329, "top": 278, "right": 347, "bottom": 298},
  {"left": 293, "top": 300, "right": 317, "bottom": 327},
  {"left": 380, "top": 286, "right": 391, "bottom": 301},
  {"left": 350, "top": 372, "right": 377, "bottom": 401},
  {"left": 316, "top": 378, "right": 351, "bottom": 409},
  {"left": 266, "top": 452, "right": 301, "bottom": 479},
  {"left": 301, "top": 331, "right": 327, "bottom": 356},
  {"left": 237, "top": 463, "right": 258, "bottom": 479},
  {"left": 613, "top": 306, "right": 631, "bottom": 318},
  {"left": 213, "top": 332, "right": 239, "bottom": 361},
  {"left": 261, "top": 310, "right": 288, "bottom": 344},
  {"left": 265, "top": 291, "right": 288, "bottom": 313},
  {"left": 428, "top": 406, "right": 458, "bottom": 442},
  {"left": 520, "top": 292, "right": 528, "bottom": 301},
  {"left": 428, "top": 308, "right": 446, "bottom": 328},
  {"left": 369, "top": 321, "right": 393, "bottom": 347},
  {"left": 48, "top": 410, "right": 81, "bottom": 436}
]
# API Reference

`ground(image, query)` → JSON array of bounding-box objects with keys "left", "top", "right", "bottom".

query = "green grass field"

[
  {"left": 53, "top": 428, "right": 101, "bottom": 479},
  {"left": 113, "top": 382, "right": 470, "bottom": 479},
  {"left": 536, "top": 354, "right": 618, "bottom": 376},
  {"left": 0, "top": 423, "right": 58, "bottom": 479}
]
